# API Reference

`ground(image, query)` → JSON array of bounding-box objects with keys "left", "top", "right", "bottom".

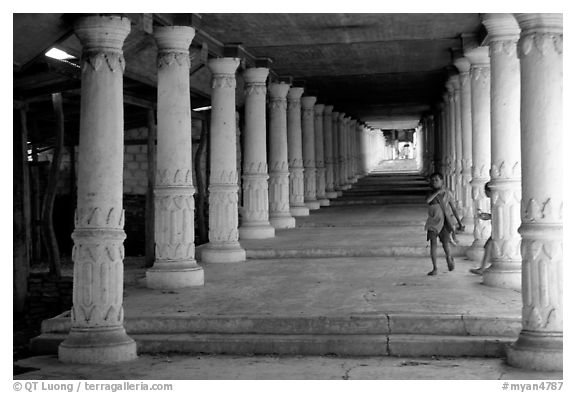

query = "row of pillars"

[
  {"left": 58, "top": 15, "right": 387, "bottom": 364},
  {"left": 433, "top": 13, "right": 562, "bottom": 371}
]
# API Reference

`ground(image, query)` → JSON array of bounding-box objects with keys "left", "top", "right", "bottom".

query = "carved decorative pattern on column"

[
  {"left": 490, "top": 184, "right": 522, "bottom": 261},
  {"left": 269, "top": 99, "right": 287, "bottom": 111},
  {"left": 288, "top": 165, "right": 304, "bottom": 206},
  {"left": 520, "top": 233, "right": 562, "bottom": 331},
  {"left": 82, "top": 51, "right": 126, "bottom": 73},
  {"left": 157, "top": 52, "right": 190, "bottom": 69},
  {"left": 269, "top": 165, "right": 291, "bottom": 214},
  {"left": 208, "top": 183, "right": 239, "bottom": 243},
  {"left": 518, "top": 33, "right": 563, "bottom": 57},
  {"left": 211, "top": 76, "right": 236, "bottom": 89},
  {"left": 154, "top": 188, "right": 195, "bottom": 260},
  {"left": 244, "top": 85, "right": 267, "bottom": 97},
  {"left": 241, "top": 174, "right": 269, "bottom": 222}
]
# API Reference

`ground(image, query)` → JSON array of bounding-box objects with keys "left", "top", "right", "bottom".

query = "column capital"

[
  {"left": 74, "top": 15, "right": 131, "bottom": 52},
  {"left": 454, "top": 57, "right": 471, "bottom": 74},
  {"left": 208, "top": 57, "right": 240, "bottom": 76},
  {"left": 338, "top": 113, "right": 346, "bottom": 121},
  {"left": 332, "top": 111, "right": 340, "bottom": 120},
  {"left": 482, "top": 13, "right": 520, "bottom": 42},
  {"left": 243, "top": 67, "right": 269, "bottom": 85},
  {"left": 314, "top": 104, "right": 325, "bottom": 115},
  {"left": 154, "top": 26, "right": 195, "bottom": 53},
  {"left": 287, "top": 87, "right": 304, "bottom": 101},
  {"left": 301, "top": 96, "right": 317, "bottom": 109},
  {"left": 269, "top": 82, "right": 291, "bottom": 99},
  {"left": 464, "top": 46, "right": 490, "bottom": 66},
  {"left": 448, "top": 74, "right": 460, "bottom": 91},
  {"left": 514, "top": 13, "right": 563, "bottom": 34},
  {"left": 323, "top": 105, "right": 334, "bottom": 115}
]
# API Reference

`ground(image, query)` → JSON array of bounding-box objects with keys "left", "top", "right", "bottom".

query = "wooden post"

[
  {"left": 41, "top": 93, "right": 64, "bottom": 276},
  {"left": 194, "top": 115, "right": 209, "bottom": 244},
  {"left": 145, "top": 108, "right": 156, "bottom": 267},
  {"left": 13, "top": 103, "right": 31, "bottom": 313}
]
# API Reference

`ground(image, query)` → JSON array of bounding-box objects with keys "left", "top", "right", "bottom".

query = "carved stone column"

[
  {"left": 349, "top": 119, "right": 358, "bottom": 182},
  {"left": 286, "top": 87, "right": 309, "bottom": 216},
  {"left": 59, "top": 15, "right": 137, "bottom": 364},
  {"left": 288, "top": 87, "right": 310, "bottom": 217},
  {"left": 314, "top": 103, "right": 329, "bottom": 206},
  {"left": 507, "top": 13, "right": 563, "bottom": 371},
  {"left": 146, "top": 26, "right": 204, "bottom": 288},
  {"left": 201, "top": 57, "right": 246, "bottom": 263},
  {"left": 268, "top": 82, "right": 297, "bottom": 227},
  {"left": 301, "top": 96, "right": 320, "bottom": 210},
  {"left": 323, "top": 105, "right": 338, "bottom": 198},
  {"left": 332, "top": 111, "right": 343, "bottom": 195},
  {"left": 481, "top": 13, "right": 522, "bottom": 289},
  {"left": 359, "top": 124, "right": 369, "bottom": 175},
  {"left": 454, "top": 57, "right": 475, "bottom": 229},
  {"left": 465, "top": 46, "right": 492, "bottom": 261},
  {"left": 442, "top": 92, "right": 453, "bottom": 190},
  {"left": 238, "top": 67, "right": 275, "bottom": 239},
  {"left": 339, "top": 114, "right": 351, "bottom": 190},
  {"left": 451, "top": 75, "right": 463, "bottom": 212}
]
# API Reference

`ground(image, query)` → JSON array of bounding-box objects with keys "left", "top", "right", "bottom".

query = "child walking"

[
  {"left": 425, "top": 172, "right": 464, "bottom": 276},
  {"left": 470, "top": 182, "right": 493, "bottom": 275}
]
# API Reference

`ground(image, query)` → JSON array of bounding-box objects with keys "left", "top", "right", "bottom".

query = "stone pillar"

[
  {"left": 201, "top": 57, "right": 246, "bottom": 263},
  {"left": 238, "top": 67, "right": 275, "bottom": 239},
  {"left": 301, "top": 96, "right": 320, "bottom": 210},
  {"left": 314, "top": 103, "right": 330, "bottom": 206},
  {"left": 454, "top": 57, "right": 475, "bottom": 229},
  {"left": 436, "top": 103, "right": 446, "bottom": 177},
  {"left": 507, "top": 13, "right": 563, "bottom": 371},
  {"left": 331, "top": 112, "right": 342, "bottom": 195},
  {"left": 323, "top": 105, "right": 338, "bottom": 198},
  {"left": 339, "top": 114, "right": 351, "bottom": 190},
  {"left": 442, "top": 93, "right": 453, "bottom": 190},
  {"left": 286, "top": 87, "right": 309, "bottom": 216},
  {"left": 465, "top": 46, "right": 492, "bottom": 261},
  {"left": 146, "top": 26, "right": 204, "bottom": 288},
  {"left": 481, "top": 13, "right": 522, "bottom": 289},
  {"left": 450, "top": 75, "right": 463, "bottom": 215},
  {"left": 359, "top": 124, "right": 369, "bottom": 175},
  {"left": 59, "top": 15, "right": 136, "bottom": 364},
  {"left": 268, "top": 82, "right": 297, "bottom": 227}
]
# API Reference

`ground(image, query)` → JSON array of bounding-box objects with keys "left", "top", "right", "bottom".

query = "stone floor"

[{"left": 15, "top": 353, "right": 562, "bottom": 380}]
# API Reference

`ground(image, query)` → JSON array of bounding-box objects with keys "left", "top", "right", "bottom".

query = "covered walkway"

[{"left": 29, "top": 170, "right": 522, "bottom": 363}]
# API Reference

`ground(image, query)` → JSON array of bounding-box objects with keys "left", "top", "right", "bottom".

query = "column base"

[
  {"left": 290, "top": 206, "right": 310, "bottom": 216},
  {"left": 239, "top": 223, "right": 275, "bottom": 239},
  {"left": 482, "top": 262, "right": 521, "bottom": 290},
  {"left": 201, "top": 242, "right": 246, "bottom": 263},
  {"left": 326, "top": 191, "right": 338, "bottom": 199},
  {"left": 466, "top": 240, "right": 487, "bottom": 261},
  {"left": 341, "top": 184, "right": 352, "bottom": 190},
  {"left": 59, "top": 327, "right": 137, "bottom": 364},
  {"left": 270, "top": 215, "right": 296, "bottom": 229},
  {"left": 146, "top": 264, "right": 204, "bottom": 289},
  {"left": 336, "top": 190, "right": 343, "bottom": 197},
  {"left": 305, "top": 200, "right": 321, "bottom": 210},
  {"left": 317, "top": 198, "right": 330, "bottom": 207},
  {"left": 507, "top": 332, "right": 563, "bottom": 371}
]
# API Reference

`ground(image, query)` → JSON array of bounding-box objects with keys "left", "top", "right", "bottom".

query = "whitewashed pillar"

[
  {"left": 465, "top": 46, "right": 492, "bottom": 261},
  {"left": 238, "top": 67, "right": 275, "bottom": 239},
  {"left": 507, "top": 13, "right": 563, "bottom": 371},
  {"left": 323, "top": 105, "right": 338, "bottom": 198},
  {"left": 454, "top": 57, "right": 475, "bottom": 229},
  {"left": 59, "top": 15, "right": 137, "bottom": 364},
  {"left": 268, "top": 82, "right": 296, "bottom": 227},
  {"left": 201, "top": 57, "right": 246, "bottom": 263},
  {"left": 302, "top": 96, "right": 320, "bottom": 210},
  {"left": 286, "top": 87, "right": 309, "bottom": 216},
  {"left": 314, "top": 103, "right": 330, "bottom": 206},
  {"left": 481, "top": 13, "right": 522, "bottom": 289},
  {"left": 332, "top": 112, "right": 343, "bottom": 194},
  {"left": 146, "top": 26, "right": 204, "bottom": 288}
]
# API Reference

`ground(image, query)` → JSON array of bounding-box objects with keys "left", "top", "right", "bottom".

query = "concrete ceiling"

[
  {"left": 13, "top": 13, "right": 483, "bottom": 145},
  {"left": 199, "top": 13, "right": 483, "bottom": 128}
]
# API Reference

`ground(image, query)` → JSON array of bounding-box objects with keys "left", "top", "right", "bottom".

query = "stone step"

[
  {"left": 244, "top": 245, "right": 470, "bottom": 259},
  {"left": 29, "top": 332, "right": 513, "bottom": 357},
  {"left": 330, "top": 198, "right": 425, "bottom": 206},
  {"left": 31, "top": 313, "right": 519, "bottom": 357}
]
